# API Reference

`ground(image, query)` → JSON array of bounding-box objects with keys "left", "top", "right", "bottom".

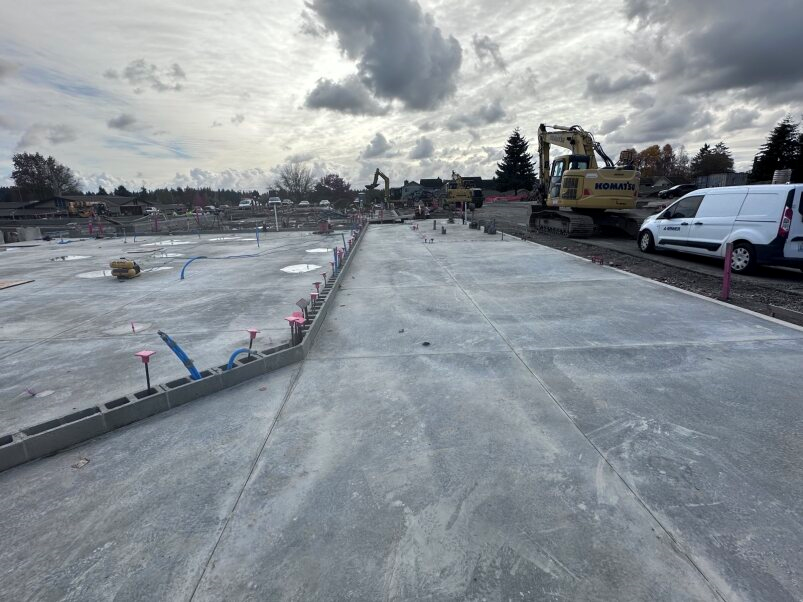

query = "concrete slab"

[
  {"left": 466, "top": 278, "right": 802, "bottom": 351},
  {"left": 524, "top": 339, "right": 803, "bottom": 600},
  {"left": 0, "top": 232, "right": 332, "bottom": 434},
  {"left": 191, "top": 353, "right": 716, "bottom": 601},
  {"left": 1, "top": 223, "right": 801, "bottom": 600},
  {"left": 0, "top": 364, "right": 300, "bottom": 601}
]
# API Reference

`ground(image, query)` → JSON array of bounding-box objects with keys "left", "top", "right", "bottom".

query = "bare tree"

[{"left": 275, "top": 162, "right": 313, "bottom": 203}]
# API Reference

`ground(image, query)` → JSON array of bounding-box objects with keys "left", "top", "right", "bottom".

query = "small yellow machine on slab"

[{"left": 110, "top": 258, "right": 141, "bottom": 280}]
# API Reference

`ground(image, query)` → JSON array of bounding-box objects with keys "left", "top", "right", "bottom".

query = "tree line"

[{"left": 3, "top": 116, "right": 801, "bottom": 203}]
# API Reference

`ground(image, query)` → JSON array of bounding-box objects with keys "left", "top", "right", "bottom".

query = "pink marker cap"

[{"left": 135, "top": 350, "right": 156, "bottom": 364}]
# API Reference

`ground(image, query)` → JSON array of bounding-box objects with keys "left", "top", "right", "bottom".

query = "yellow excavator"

[
  {"left": 365, "top": 168, "right": 390, "bottom": 208},
  {"left": 444, "top": 171, "right": 484, "bottom": 210},
  {"left": 530, "top": 124, "right": 640, "bottom": 237}
]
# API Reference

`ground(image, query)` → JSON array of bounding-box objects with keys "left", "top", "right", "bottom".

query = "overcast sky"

[{"left": 1, "top": 0, "right": 801, "bottom": 192}]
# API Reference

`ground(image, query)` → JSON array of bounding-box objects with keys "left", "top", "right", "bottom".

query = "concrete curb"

[{"left": 0, "top": 222, "right": 369, "bottom": 473}]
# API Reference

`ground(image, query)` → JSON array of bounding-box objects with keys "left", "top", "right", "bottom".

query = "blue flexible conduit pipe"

[
  {"left": 226, "top": 348, "right": 251, "bottom": 370},
  {"left": 179, "top": 252, "right": 267, "bottom": 280},
  {"left": 157, "top": 330, "right": 202, "bottom": 380},
  {"left": 180, "top": 256, "right": 207, "bottom": 280}
]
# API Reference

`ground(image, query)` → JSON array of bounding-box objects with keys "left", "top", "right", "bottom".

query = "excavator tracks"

[{"left": 529, "top": 209, "right": 595, "bottom": 238}]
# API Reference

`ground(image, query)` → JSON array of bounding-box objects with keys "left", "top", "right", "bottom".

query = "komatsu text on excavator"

[{"left": 530, "top": 124, "right": 640, "bottom": 237}]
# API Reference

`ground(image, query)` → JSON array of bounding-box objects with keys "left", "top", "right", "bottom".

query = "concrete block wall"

[{"left": 0, "top": 221, "right": 368, "bottom": 473}]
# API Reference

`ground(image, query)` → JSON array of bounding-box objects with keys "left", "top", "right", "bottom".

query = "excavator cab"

[{"left": 549, "top": 155, "right": 590, "bottom": 200}]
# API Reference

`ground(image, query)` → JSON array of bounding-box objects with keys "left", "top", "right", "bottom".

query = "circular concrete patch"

[{"left": 280, "top": 264, "right": 322, "bottom": 274}]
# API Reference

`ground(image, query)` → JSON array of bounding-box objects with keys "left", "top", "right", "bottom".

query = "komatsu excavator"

[
  {"left": 365, "top": 168, "right": 390, "bottom": 208},
  {"left": 530, "top": 124, "right": 640, "bottom": 237}
]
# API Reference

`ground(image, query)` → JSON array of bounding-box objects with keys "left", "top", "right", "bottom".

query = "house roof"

[{"left": 419, "top": 178, "right": 443, "bottom": 188}]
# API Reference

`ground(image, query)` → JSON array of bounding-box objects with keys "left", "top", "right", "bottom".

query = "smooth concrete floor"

[
  {"left": 0, "top": 231, "right": 342, "bottom": 434},
  {"left": 1, "top": 224, "right": 801, "bottom": 601}
]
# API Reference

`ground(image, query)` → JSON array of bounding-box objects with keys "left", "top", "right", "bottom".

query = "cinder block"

[
  {"left": 0, "top": 434, "right": 27, "bottom": 472},
  {"left": 102, "top": 389, "right": 169, "bottom": 430},
  {"left": 22, "top": 407, "right": 108, "bottom": 460},
  {"left": 166, "top": 370, "right": 223, "bottom": 407}
]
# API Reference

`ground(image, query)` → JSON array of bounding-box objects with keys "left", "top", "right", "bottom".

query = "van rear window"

[{"left": 738, "top": 193, "right": 785, "bottom": 220}]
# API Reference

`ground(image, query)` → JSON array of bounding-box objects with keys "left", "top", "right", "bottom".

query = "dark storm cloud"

[
  {"left": 597, "top": 115, "right": 626, "bottom": 136},
  {"left": 586, "top": 72, "right": 653, "bottom": 99},
  {"left": 106, "top": 59, "right": 186, "bottom": 93},
  {"left": 630, "top": 92, "right": 655, "bottom": 110},
  {"left": 624, "top": 0, "right": 803, "bottom": 99},
  {"left": 409, "top": 136, "right": 434, "bottom": 160},
  {"left": 446, "top": 99, "right": 506, "bottom": 131},
  {"left": 16, "top": 124, "right": 77, "bottom": 149},
  {"left": 722, "top": 108, "right": 760, "bottom": 131},
  {"left": 361, "top": 132, "right": 393, "bottom": 159},
  {"left": 107, "top": 113, "right": 138, "bottom": 130},
  {"left": 472, "top": 34, "right": 506, "bottom": 71},
  {"left": 305, "top": 75, "right": 389, "bottom": 115},
  {"left": 607, "top": 97, "right": 711, "bottom": 144},
  {"left": 305, "top": 0, "right": 462, "bottom": 111}
]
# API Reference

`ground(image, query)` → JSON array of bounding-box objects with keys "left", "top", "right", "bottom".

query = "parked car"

[
  {"left": 319, "top": 199, "right": 331, "bottom": 207},
  {"left": 238, "top": 199, "right": 254, "bottom": 209},
  {"left": 658, "top": 184, "right": 697, "bottom": 199},
  {"left": 637, "top": 184, "right": 803, "bottom": 273},
  {"left": 144, "top": 207, "right": 160, "bottom": 215},
  {"left": 268, "top": 196, "right": 282, "bottom": 207},
  {"left": 282, "top": 199, "right": 293, "bottom": 206},
  {"left": 298, "top": 200, "right": 310, "bottom": 207}
]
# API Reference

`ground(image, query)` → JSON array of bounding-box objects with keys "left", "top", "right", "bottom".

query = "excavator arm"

[{"left": 365, "top": 168, "right": 390, "bottom": 203}]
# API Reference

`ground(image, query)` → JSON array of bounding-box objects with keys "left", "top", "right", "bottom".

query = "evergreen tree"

[
  {"left": 495, "top": 128, "right": 536, "bottom": 192},
  {"left": 690, "top": 142, "right": 733, "bottom": 177},
  {"left": 751, "top": 116, "right": 801, "bottom": 182}
]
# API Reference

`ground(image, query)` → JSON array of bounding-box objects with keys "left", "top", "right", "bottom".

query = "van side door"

[
  {"left": 654, "top": 195, "right": 703, "bottom": 251},
  {"left": 688, "top": 191, "right": 746, "bottom": 256}
]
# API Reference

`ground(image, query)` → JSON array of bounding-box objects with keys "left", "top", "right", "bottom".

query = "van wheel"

[
  {"left": 638, "top": 230, "right": 655, "bottom": 253},
  {"left": 731, "top": 242, "right": 756, "bottom": 274}
]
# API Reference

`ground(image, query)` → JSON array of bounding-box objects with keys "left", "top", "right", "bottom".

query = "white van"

[{"left": 638, "top": 184, "right": 803, "bottom": 273}]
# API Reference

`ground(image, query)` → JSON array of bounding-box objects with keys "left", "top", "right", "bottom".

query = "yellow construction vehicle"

[
  {"left": 530, "top": 124, "right": 640, "bottom": 237},
  {"left": 365, "top": 168, "right": 390, "bottom": 208},
  {"left": 109, "top": 258, "right": 141, "bottom": 279},
  {"left": 444, "top": 172, "right": 484, "bottom": 210}
]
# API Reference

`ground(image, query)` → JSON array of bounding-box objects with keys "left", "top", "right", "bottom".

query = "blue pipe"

[
  {"left": 180, "top": 256, "right": 207, "bottom": 280},
  {"left": 226, "top": 348, "right": 252, "bottom": 370},
  {"left": 157, "top": 330, "right": 202, "bottom": 380}
]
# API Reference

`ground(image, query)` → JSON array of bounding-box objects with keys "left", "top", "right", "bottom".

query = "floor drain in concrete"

[{"left": 422, "top": 341, "right": 431, "bottom": 346}]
